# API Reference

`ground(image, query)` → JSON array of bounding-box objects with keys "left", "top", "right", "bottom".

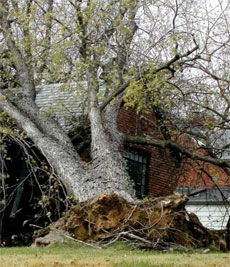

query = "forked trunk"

[
  {"left": 0, "top": 92, "right": 135, "bottom": 202},
  {"left": 87, "top": 73, "right": 135, "bottom": 202}
]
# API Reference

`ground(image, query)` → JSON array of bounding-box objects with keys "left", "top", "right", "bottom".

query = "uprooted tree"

[{"left": 0, "top": 0, "right": 230, "bottom": 203}]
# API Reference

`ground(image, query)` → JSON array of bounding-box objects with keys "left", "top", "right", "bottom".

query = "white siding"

[{"left": 186, "top": 204, "right": 230, "bottom": 230}]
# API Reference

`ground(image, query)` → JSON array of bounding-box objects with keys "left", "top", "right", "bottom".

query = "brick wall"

[
  {"left": 175, "top": 135, "right": 230, "bottom": 188},
  {"left": 177, "top": 159, "right": 230, "bottom": 188},
  {"left": 117, "top": 105, "right": 177, "bottom": 197}
]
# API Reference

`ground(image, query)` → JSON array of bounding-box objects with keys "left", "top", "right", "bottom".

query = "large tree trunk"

[
  {"left": 0, "top": 89, "right": 135, "bottom": 202},
  {"left": 86, "top": 71, "right": 135, "bottom": 202},
  {"left": 88, "top": 106, "right": 135, "bottom": 202}
]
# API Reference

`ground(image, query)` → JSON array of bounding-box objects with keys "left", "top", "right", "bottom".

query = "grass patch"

[{"left": 0, "top": 242, "right": 229, "bottom": 266}]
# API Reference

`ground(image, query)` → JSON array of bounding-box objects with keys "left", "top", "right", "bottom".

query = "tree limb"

[
  {"left": 0, "top": 0, "right": 35, "bottom": 100},
  {"left": 100, "top": 40, "right": 199, "bottom": 111},
  {"left": 125, "top": 135, "right": 230, "bottom": 169},
  {"left": 100, "top": 79, "right": 131, "bottom": 111}
]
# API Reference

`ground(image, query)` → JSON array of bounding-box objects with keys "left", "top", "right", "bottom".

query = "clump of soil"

[{"left": 33, "top": 193, "right": 225, "bottom": 250}]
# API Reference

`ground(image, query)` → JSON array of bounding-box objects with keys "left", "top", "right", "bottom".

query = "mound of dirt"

[{"left": 33, "top": 193, "right": 225, "bottom": 250}]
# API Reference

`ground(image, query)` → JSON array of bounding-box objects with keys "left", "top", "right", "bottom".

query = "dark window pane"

[{"left": 124, "top": 147, "right": 149, "bottom": 198}]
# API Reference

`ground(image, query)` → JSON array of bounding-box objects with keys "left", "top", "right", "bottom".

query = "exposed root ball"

[{"left": 33, "top": 193, "right": 224, "bottom": 250}]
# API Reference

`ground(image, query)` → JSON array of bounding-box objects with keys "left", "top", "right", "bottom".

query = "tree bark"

[{"left": 87, "top": 69, "right": 135, "bottom": 202}]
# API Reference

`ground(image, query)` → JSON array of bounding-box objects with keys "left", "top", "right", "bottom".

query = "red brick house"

[{"left": 35, "top": 83, "right": 230, "bottom": 201}]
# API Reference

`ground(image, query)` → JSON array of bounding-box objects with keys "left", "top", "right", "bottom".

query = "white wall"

[{"left": 186, "top": 204, "right": 230, "bottom": 230}]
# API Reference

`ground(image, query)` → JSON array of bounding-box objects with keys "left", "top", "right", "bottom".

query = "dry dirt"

[{"left": 33, "top": 193, "right": 225, "bottom": 250}]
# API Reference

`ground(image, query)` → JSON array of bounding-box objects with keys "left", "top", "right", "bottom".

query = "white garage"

[{"left": 177, "top": 187, "right": 230, "bottom": 230}]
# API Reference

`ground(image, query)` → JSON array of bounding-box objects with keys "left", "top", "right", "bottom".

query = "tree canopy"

[{"left": 0, "top": 0, "right": 230, "bottom": 202}]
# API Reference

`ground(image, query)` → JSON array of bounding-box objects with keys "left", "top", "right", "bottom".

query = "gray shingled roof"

[{"left": 35, "top": 83, "right": 87, "bottom": 132}]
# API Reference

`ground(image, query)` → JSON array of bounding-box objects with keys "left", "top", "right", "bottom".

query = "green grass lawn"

[{"left": 0, "top": 242, "right": 229, "bottom": 267}]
